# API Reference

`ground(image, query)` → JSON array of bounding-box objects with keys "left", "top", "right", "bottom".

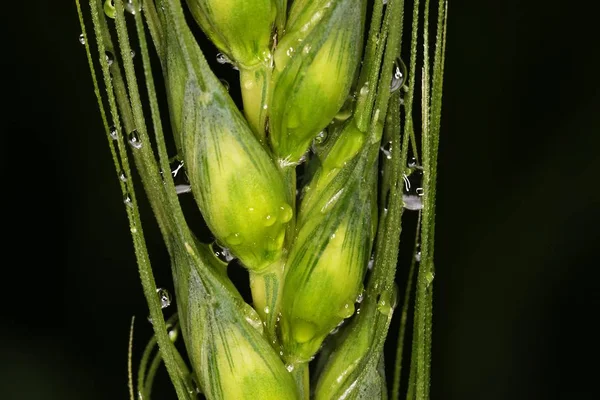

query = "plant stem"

[
  {"left": 240, "top": 65, "right": 272, "bottom": 143},
  {"left": 291, "top": 363, "right": 310, "bottom": 400},
  {"left": 249, "top": 259, "right": 285, "bottom": 344}
]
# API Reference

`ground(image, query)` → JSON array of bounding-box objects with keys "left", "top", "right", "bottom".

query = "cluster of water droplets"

[{"left": 103, "top": 0, "right": 140, "bottom": 19}]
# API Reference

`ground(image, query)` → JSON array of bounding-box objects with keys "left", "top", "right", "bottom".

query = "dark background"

[{"left": 2, "top": 0, "right": 599, "bottom": 399}]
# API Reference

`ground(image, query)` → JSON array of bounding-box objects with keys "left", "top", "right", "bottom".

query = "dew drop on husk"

[
  {"left": 314, "top": 130, "right": 327, "bottom": 145},
  {"left": 78, "top": 34, "right": 85, "bottom": 45},
  {"left": 156, "top": 288, "right": 172, "bottom": 309},
  {"left": 105, "top": 51, "right": 114, "bottom": 67},
  {"left": 380, "top": 141, "right": 392, "bottom": 160},
  {"left": 390, "top": 57, "right": 407, "bottom": 93},
  {"left": 109, "top": 125, "right": 118, "bottom": 140},
  {"left": 125, "top": 0, "right": 140, "bottom": 15},
  {"left": 104, "top": 0, "right": 115, "bottom": 19},
  {"left": 123, "top": 193, "right": 133, "bottom": 208},
  {"left": 220, "top": 79, "right": 230, "bottom": 92},
  {"left": 128, "top": 130, "right": 142, "bottom": 149},
  {"left": 210, "top": 242, "right": 235, "bottom": 264}
]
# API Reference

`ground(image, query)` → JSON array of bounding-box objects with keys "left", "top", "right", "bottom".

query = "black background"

[{"left": 2, "top": 1, "right": 599, "bottom": 399}]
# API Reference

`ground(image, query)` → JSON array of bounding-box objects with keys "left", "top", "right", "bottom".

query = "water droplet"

[
  {"left": 293, "top": 319, "right": 317, "bottom": 343},
  {"left": 266, "top": 230, "right": 286, "bottom": 252},
  {"left": 119, "top": 170, "right": 127, "bottom": 182},
  {"left": 264, "top": 306, "right": 270, "bottom": 314},
  {"left": 130, "top": 50, "right": 136, "bottom": 58},
  {"left": 226, "top": 232, "right": 243, "bottom": 245},
  {"left": 219, "top": 79, "right": 230, "bottom": 92},
  {"left": 216, "top": 52, "right": 231, "bottom": 64},
  {"left": 128, "top": 130, "right": 142, "bottom": 149},
  {"left": 210, "top": 242, "right": 235, "bottom": 264},
  {"left": 391, "top": 58, "right": 407, "bottom": 92},
  {"left": 286, "top": 363, "right": 295, "bottom": 373},
  {"left": 377, "top": 296, "right": 392, "bottom": 315},
  {"left": 338, "top": 302, "right": 355, "bottom": 319},
  {"left": 415, "top": 251, "right": 421, "bottom": 262},
  {"left": 416, "top": 187, "right": 425, "bottom": 196},
  {"left": 238, "top": 301, "right": 264, "bottom": 334},
  {"left": 286, "top": 47, "right": 295, "bottom": 57},
  {"left": 125, "top": 0, "right": 139, "bottom": 15},
  {"left": 156, "top": 288, "right": 172, "bottom": 309},
  {"left": 279, "top": 203, "right": 293, "bottom": 223},
  {"left": 407, "top": 157, "right": 418, "bottom": 168},
  {"left": 78, "top": 33, "right": 85, "bottom": 45},
  {"left": 168, "top": 325, "right": 179, "bottom": 342},
  {"left": 383, "top": 0, "right": 388, "bottom": 4},
  {"left": 314, "top": 130, "right": 328, "bottom": 145},
  {"left": 367, "top": 256, "right": 375, "bottom": 270},
  {"left": 109, "top": 125, "right": 118, "bottom": 140},
  {"left": 425, "top": 271, "right": 435, "bottom": 288},
  {"left": 355, "top": 288, "right": 365, "bottom": 304},
  {"left": 104, "top": 0, "right": 115, "bottom": 19},
  {"left": 359, "top": 83, "right": 370, "bottom": 96},
  {"left": 264, "top": 214, "right": 276, "bottom": 226},
  {"left": 105, "top": 51, "right": 114, "bottom": 67},
  {"left": 380, "top": 141, "right": 392, "bottom": 159},
  {"left": 123, "top": 194, "right": 134, "bottom": 208}
]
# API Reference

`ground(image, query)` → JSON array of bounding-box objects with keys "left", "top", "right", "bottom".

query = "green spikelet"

[
  {"left": 268, "top": 0, "right": 367, "bottom": 164},
  {"left": 161, "top": 0, "right": 292, "bottom": 272},
  {"left": 172, "top": 240, "right": 299, "bottom": 400},
  {"left": 279, "top": 133, "right": 378, "bottom": 364}
]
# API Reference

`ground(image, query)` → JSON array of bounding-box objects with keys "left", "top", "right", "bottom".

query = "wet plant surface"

[{"left": 2, "top": 0, "right": 600, "bottom": 399}]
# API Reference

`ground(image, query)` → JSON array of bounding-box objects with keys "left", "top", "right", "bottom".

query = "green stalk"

[
  {"left": 249, "top": 259, "right": 285, "bottom": 344},
  {"left": 290, "top": 363, "right": 310, "bottom": 400},
  {"left": 411, "top": 1, "right": 447, "bottom": 398},
  {"left": 78, "top": 2, "right": 190, "bottom": 398},
  {"left": 128, "top": 317, "right": 135, "bottom": 400},
  {"left": 240, "top": 65, "right": 272, "bottom": 142}
]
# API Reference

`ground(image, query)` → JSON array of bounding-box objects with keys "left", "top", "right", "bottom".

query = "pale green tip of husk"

[{"left": 185, "top": 0, "right": 276, "bottom": 68}]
